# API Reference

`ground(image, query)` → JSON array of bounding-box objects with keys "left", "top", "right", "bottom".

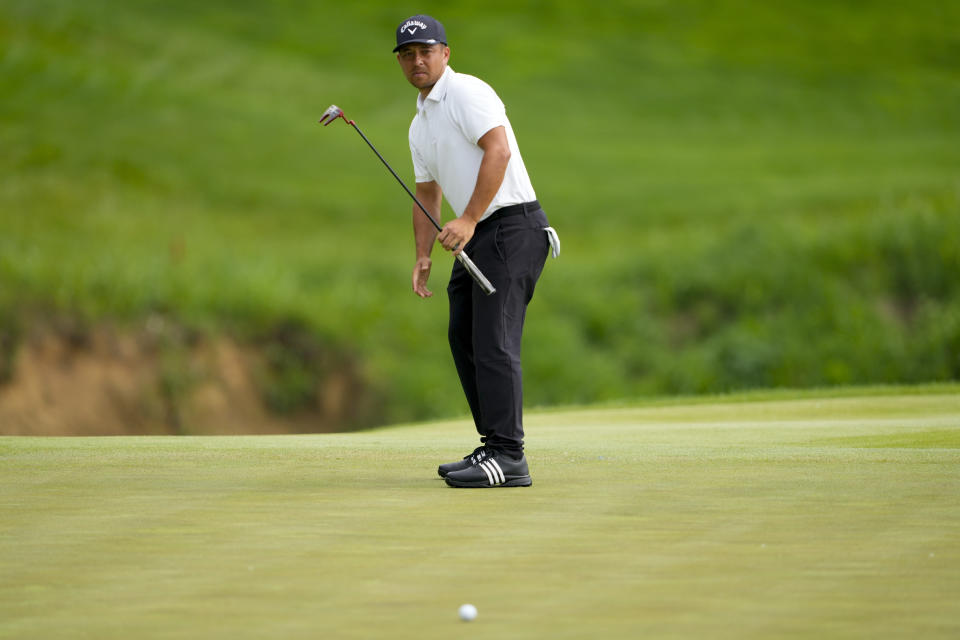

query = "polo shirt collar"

[{"left": 417, "top": 66, "right": 454, "bottom": 110}]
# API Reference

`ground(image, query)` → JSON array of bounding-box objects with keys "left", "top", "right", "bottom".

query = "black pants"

[{"left": 447, "top": 201, "right": 549, "bottom": 457}]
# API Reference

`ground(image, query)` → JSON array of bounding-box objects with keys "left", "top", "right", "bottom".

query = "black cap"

[{"left": 393, "top": 15, "right": 447, "bottom": 53}]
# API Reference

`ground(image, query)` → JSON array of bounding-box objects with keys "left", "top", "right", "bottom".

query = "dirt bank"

[{"left": 0, "top": 319, "right": 376, "bottom": 436}]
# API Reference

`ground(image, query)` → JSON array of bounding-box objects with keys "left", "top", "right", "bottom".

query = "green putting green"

[{"left": 2, "top": 387, "right": 958, "bottom": 638}]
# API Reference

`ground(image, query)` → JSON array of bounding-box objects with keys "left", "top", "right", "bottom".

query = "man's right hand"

[{"left": 412, "top": 256, "right": 433, "bottom": 298}]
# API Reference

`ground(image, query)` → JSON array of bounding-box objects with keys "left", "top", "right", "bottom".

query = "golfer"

[{"left": 394, "top": 15, "right": 559, "bottom": 488}]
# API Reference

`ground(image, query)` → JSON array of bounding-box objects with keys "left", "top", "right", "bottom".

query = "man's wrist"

[{"left": 460, "top": 210, "right": 482, "bottom": 225}]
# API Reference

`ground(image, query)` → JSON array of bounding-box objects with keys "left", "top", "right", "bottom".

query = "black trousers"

[{"left": 447, "top": 201, "right": 549, "bottom": 457}]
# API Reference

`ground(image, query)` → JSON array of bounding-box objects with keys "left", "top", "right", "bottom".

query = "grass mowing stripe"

[
  {"left": 811, "top": 429, "right": 960, "bottom": 449},
  {"left": 1, "top": 390, "right": 958, "bottom": 638}
]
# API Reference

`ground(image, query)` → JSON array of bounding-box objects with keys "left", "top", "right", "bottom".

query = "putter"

[{"left": 318, "top": 105, "right": 496, "bottom": 296}]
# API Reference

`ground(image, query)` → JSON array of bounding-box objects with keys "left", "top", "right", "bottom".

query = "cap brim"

[{"left": 393, "top": 39, "right": 445, "bottom": 53}]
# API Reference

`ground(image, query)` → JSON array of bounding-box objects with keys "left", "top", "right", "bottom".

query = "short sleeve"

[
  {"left": 446, "top": 76, "right": 508, "bottom": 145},
  {"left": 409, "top": 124, "right": 434, "bottom": 183}
]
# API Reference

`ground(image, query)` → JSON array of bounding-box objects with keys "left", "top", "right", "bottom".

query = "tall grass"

[{"left": 1, "top": 0, "right": 958, "bottom": 426}]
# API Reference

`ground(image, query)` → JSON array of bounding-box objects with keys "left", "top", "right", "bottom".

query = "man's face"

[{"left": 396, "top": 43, "right": 450, "bottom": 93}]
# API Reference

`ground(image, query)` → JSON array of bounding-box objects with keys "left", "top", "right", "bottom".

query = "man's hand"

[
  {"left": 412, "top": 256, "right": 433, "bottom": 298},
  {"left": 437, "top": 217, "right": 476, "bottom": 256}
]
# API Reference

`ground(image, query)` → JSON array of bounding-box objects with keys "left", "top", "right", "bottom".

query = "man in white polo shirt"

[{"left": 394, "top": 14, "right": 558, "bottom": 488}]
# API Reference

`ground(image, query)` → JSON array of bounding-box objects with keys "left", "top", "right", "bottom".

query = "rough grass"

[
  {"left": 2, "top": 386, "right": 958, "bottom": 638},
  {"left": 2, "top": 1, "right": 959, "bottom": 427}
]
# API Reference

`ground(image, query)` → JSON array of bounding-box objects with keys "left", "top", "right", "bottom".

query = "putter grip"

[{"left": 457, "top": 251, "right": 496, "bottom": 295}]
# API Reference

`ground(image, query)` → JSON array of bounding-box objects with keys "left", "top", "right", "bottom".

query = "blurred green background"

[{"left": 1, "top": 0, "right": 958, "bottom": 431}]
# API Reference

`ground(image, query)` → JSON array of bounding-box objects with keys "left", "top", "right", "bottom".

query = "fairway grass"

[{"left": 2, "top": 389, "right": 959, "bottom": 638}]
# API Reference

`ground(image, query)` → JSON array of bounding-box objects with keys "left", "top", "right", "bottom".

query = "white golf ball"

[{"left": 458, "top": 603, "right": 477, "bottom": 621}]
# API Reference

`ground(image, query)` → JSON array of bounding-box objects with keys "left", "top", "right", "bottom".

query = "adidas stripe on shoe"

[
  {"left": 437, "top": 445, "right": 488, "bottom": 478},
  {"left": 444, "top": 451, "right": 532, "bottom": 488}
]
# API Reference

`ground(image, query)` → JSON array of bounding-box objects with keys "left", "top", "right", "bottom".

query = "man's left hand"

[{"left": 437, "top": 217, "right": 476, "bottom": 256}]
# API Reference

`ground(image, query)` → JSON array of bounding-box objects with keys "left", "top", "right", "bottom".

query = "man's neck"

[{"left": 418, "top": 66, "right": 449, "bottom": 101}]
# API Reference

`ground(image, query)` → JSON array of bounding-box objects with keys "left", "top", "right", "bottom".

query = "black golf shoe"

[
  {"left": 444, "top": 450, "right": 532, "bottom": 488},
  {"left": 437, "top": 445, "right": 488, "bottom": 478}
]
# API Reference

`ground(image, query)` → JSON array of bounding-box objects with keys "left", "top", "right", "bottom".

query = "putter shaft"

[{"left": 320, "top": 106, "right": 496, "bottom": 295}]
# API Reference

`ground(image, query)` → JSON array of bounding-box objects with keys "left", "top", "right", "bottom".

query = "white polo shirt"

[{"left": 408, "top": 66, "right": 536, "bottom": 221}]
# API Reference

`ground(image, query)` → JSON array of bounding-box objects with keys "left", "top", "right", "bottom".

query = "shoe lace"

[{"left": 467, "top": 442, "right": 491, "bottom": 465}]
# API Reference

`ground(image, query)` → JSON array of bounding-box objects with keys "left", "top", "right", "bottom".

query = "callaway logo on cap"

[{"left": 393, "top": 14, "right": 447, "bottom": 52}]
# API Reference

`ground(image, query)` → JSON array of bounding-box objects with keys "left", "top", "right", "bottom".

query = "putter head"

[{"left": 319, "top": 104, "right": 344, "bottom": 126}]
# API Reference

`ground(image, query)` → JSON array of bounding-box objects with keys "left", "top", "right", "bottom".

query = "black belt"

[{"left": 479, "top": 200, "right": 541, "bottom": 226}]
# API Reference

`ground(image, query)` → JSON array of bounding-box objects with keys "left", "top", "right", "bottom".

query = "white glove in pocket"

[{"left": 544, "top": 226, "right": 561, "bottom": 259}]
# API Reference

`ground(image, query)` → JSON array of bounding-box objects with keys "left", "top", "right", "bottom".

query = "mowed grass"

[{"left": 2, "top": 387, "right": 959, "bottom": 639}]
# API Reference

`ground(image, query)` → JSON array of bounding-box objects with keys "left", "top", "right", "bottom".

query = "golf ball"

[{"left": 459, "top": 603, "right": 477, "bottom": 622}]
